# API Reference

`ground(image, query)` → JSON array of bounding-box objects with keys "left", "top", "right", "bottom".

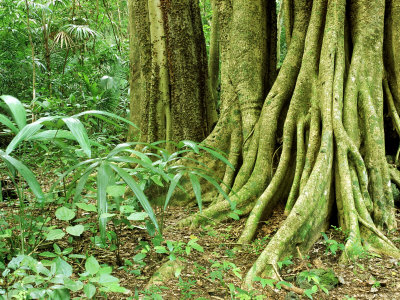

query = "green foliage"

[
  {"left": 277, "top": 256, "right": 294, "bottom": 269},
  {"left": 296, "top": 269, "right": 339, "bottom": 299},
  {"left": 199, "top": 0, "right": 212, "bottom": 53},
  {"left": 228, "top": 283, "right": 266, "bottom": 300},
  {"left": 0, "top": 0, "right": 128, "bottom": 119},
  {"left": 250, "top": 235, "right": 271, "bottom": 255},
  {"left": 209, "top": 260, "right": 242, "bottom": 285},
  {"left": 321, "top": 232, "right": 345, "bottom": 255},
  {"left": 178, "top": 277, "right": 197, "bottom": 299},
  {"left": 0, "top": 254, "right": 127, "bottom": 299},
  {"left": 0, "top": 92, "right": 234, "bottom": 298}
]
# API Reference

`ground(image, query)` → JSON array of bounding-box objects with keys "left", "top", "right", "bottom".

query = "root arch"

[{"left": 178, "top": 0, "right": 400, "bottom": 287}]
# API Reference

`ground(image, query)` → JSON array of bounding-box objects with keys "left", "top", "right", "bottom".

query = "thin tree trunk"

[
  {"left": 24, "top": 0, "right": 36, "bottom": 119},
  {"left": 208, "top": 0, "right": 220, "bottom": 109}
]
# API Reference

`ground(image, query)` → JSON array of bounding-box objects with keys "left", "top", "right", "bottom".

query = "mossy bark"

[
  {"left": 127, "top": 0, "right": 217, "bottom": 144},
  {"left": 179, "top": 0, "right": 400, "bottom": 288}
]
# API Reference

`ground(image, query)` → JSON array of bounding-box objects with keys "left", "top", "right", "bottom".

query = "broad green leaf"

[
  {"left": 164, "top": 173, "right": 183, "bottom": 211},
  {"left": 188, "top": 240, "right": 204, "bottom": 253},
  {"left": 46, "top": 229, "right": 65, "bottom": 241},
  {"left": 127, "top": 212, "right": 148, "bottom": 221},
  {"left": 254, "top": 276, "right": 275, "bottom": 288},
  {"left": 0, "top": 113, "right": 19, "bottom": 134},
  {"left": 64, "top": 278, "right": 83, "bottom": 292},
  {"left": 98, "top": 273, "right": 119, "bottom": 284},
  {"left": 304, "top": 285, "right": 318, "bottom": 299},
  {"left": 55, "top": 257, "right": 72, "bottom": 277},
  {"left": 75, "top": 202, "right": 97, "bottom": 212},
  {"left": 100, "top": 283, "right": 128, "bottom": 293},
  {"left": 55, "top": 207, "right": 76, "bottom": 221},
  {"left": 63, "top": 117, "right": 91, "bottom": 158},
  {"left": 228, "top": 212, "right": 240, "bottom": 220},
  {"left": 110, "top": 164, "right": 159, "bottom": 232},
  {"left": 150, "top": 175, "right": 164, "bottom": 187},
  {"left": 100, "top": 213, "right": 116, "bottom": 219},
  {"left": 97, "top": 163, "right": 111, "bottom": 242},
  {"left": 0, "top": 154, "right": 45, "bottom": 202},
  {"left": 98, "top": 266, "right": 113, "bottom": 275},
  {"left": 66, "top": 225, "right": 84, "bottom": 236},
  {"left": 83, "top": 283, "right": 96, "bottom": 298},
  {"left": 47, "top": 288, "right": 71, "bottom": 300},
  {"left": 0, "top": 95, "right": 26, "bottom": 129},
  {"left": 106, "top": 185, "right": 125, "bottom": 198},
  {"left": 155, "top": 246, "right": 168, "bottom": 254},
  {"left": 133, "top": 253, "right": 146, "bottom": 262},
  {"left": 85, "top": 256, "right": 100, "bottom": 275},
  {"left": 120, "top": 205, "right": 135, "bottom": 214},
  {"left": 189, "top": 172, "right": 202, "bottom": 212}
]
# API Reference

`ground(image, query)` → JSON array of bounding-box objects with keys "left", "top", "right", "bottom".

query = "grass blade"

[
  {"left": 0, "top": 113, "right": 19, "bottom": 134},
  {"left": 6, "top": 116, "right": 57, "bottom": 154},
  {"left": 63, "top": 117, "right": 91, "bottom": 158},
  {"left": 164, "top": 173, "right": 183, "bottom": 211},
  {"left": 73, "top": 110, "right": 139, "bottom": 130},
  {"left": 0, "top": 153, "right": 45, "bottom": 202},
  {"left": 110, "top": 164, "right": 159, "bottom": 233},
  {"left": 97, "top": 162, "right": 110, "bottom": 243},
  {"left": 189, "top": 172, "right": 202, "bottom": 212},
  {"left": 198, "top": 145, "right": 234, "bottom": 170},
  {"left": 191, "top": 170, "right": 232, "bottom": 208}
]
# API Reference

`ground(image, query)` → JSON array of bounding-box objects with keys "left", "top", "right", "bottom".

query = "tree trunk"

[
  {"left": 128, "top": 0, "right": 217, "bottom": 145},
  {"left": 208, "top": 0, "right": 219, "bottom": 109},
  {"left": 178, "top": 0, "right": 400, "bottom": 287}
]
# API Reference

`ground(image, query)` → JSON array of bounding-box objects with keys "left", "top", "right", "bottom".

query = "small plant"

[
  {"left": 304, "top": 285, "right": 318, "bottom": 299},
  {"left": 296, "top": 269, "right": 338, "bottom": 299},
  {"left": 250, "top": 235, "right": 270, "bottom": 254},
  {"left": 154, "top": 236, "right": 204, "bottom": 261},
  {"left": 139, "top": 284, "right": 168, "bottom": 300},
  {"left": 0, "top": 254, "right": 128, "bottom": 299},
  {"left": 54, "top": 138, "right": 234, "bottom": 245},
  {"left": 178, "top": 277, "right": 197, "bottom": 299},
  {"left": 253, "top": 276, "right": 275, "bottom": 289},
  {"left": 228, "top": 283, "right": 266, "bottom": 300},
  {"left": 277, "top": 256, "right": 294, "bottom": 269},
  {"left": 321, "top": 232, "right": 345, "bottom": 255},
  {"left": 208, "top": 260, "right": 242, "bottom": 287}
]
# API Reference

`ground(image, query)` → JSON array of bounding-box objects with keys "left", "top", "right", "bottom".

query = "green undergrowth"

[{"left": 0, "top": 95, "right": 240, "bottom": 299}]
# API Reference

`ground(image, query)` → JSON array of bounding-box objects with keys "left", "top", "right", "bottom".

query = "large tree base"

[{"left": 176, "top": 0, "right": 400, "bottom": 288}]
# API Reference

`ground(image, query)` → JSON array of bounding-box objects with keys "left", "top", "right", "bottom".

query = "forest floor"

[
  {"left": 3, "top": 174, "right": 400, "bottom": 299},
  {"left": 84, "top": 204, "right": 400, "bottom": 299}
]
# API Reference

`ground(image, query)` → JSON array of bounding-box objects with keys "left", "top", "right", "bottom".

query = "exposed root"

[{"left": 176, "top": 0, "right": 400, "bottom": 290}]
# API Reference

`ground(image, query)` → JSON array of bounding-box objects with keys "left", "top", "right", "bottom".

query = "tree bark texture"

[
  {"left": 178, "top": 0, "right": 400, "bottom": 287},
  {"left": 127, "top": 0, "right": 217, "bottom": 144}
]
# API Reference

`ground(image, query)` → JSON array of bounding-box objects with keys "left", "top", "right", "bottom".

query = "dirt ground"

[
  {"left": 84, "top": 205, "right": 400, "bottom": 300},
  {"left": 3, "top": 177, "right": 400, "bottom": 299}
]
